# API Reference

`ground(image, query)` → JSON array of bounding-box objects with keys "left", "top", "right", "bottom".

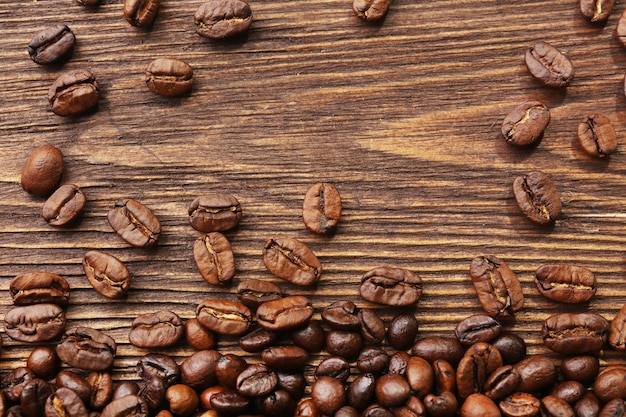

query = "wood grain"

[{"left": 1, "top": 0, "right": 626, "bottom": 389}]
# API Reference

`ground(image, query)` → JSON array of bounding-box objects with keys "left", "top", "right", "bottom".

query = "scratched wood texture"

[{"left": 1, "top": 0, "right": 626, "bottom": 387}]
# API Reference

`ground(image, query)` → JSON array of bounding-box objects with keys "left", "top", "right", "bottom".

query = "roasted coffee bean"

[
  {"left": 129, "top": 310, "right": 184, "bottom": 348},
  {"left": 358, "top": 308, "right": 386, "bottom": 345},
  {"left": 82, "top": 250, "right": 131, "bottom": 299},
  {"left": 492, "top": 332, "right": 527, "bottom": 365},
  {"left": 138, "top": 376, "right": 165, "bottom": 411},
  {"left": 236, "top": 278, "right": 282, "bottom": 310},
  {"left": 137, "top": 353, "right": 179, "bottom": 386},
  {"left": 87, "top": 371, "right": 114, "bottom": 409},
  {"left": 124, "top": 0, "right": 160, "bottom": 27},
  {"left": 396, "top": 396, "right": 427, "bottom": 417},
  {"left": 549, "top": 381, "right": 585, "bottom": 404},
  {"left": 5, "top": 405, "right": 23, "bottom": 417},
  {"left": 499, "top": 392, "right": 541, "bottom": 417},
  {"left": 239, "top": 326, "right": 277, "bottom": 352},
  {"left": 209, "top": 389, "right": 250, "bottom": 415},
  {"left": 432, "top": 359, "right": 456, "bottom": 394},
  {"left": 112, "top": 381, "right": 140, "bottom": 400},
  {"left": 456, "top": 342, "right": 502, "bottom": 399},
  {"left": 311, "top": 376, "right": 346, "bottom": 416},
  {"left": 501, "top": 101, "right": 550, "bottom": 147},
  {"left": 352, "top": 0, "right": 391, "bottom": 21},
  {"left": 10, "top": 271, "right": 70, "bottom": 306},
  {"left": 165, "top": 384, "right": 198, "bottom": 417},
  {"left": 594, "top": 365, "right": 626, "bottom": 402},
  {"left": 258, "top": 390, "right": 297, "bottom": 416},
  {"left": 263, "top": 237, "right": 322, "bottom": 286},
  {"left": 56, "top": 371, "right": 91, "bottom": 405},
  {"left": 188, "top": 193, "right": 242, "bottom": 232},
  {"left": 542, "top": 312, "right": 608, "bottom": 354},
  {"left": 335, "top": 406, "right": 360, "bottom": 417},
  {"left": 424, "top": 391, "right": 458, "bottom": 417},
  {"left": 21, "top": 144, "right": 64, "bottom": 197},
  {"left": 483, "top": 365, "right": 520, "bottom": 401},
  {"left": 469, "top": 255, "right": 523, "bottom": 317},
  {"left": 291, "top": 321, "right": 326, "bottom": 352},
  {"left": 411, "top": 336, "right": 464, "bottom": 365},
  {"left": 388, "top": 351, "right": 410, "bottom": 376},
  {"left": 196, "top": 299, "right": 251, "bottom": 335},
  {"left": 4, "top": 303, "right": 66, "bottom": 343},
  {"left": 357, "top": 347, "right": 390, "bottom": 375},
  {"left": 28, "top": 25, "right": 75, "bottom": 65},
  {"left": 599, "top": 398, "right": 626, "bottom": 417},
  {"left": 236, "top": 363, "right": 277, "bottom": 397},
  {"left": 48, "top": 69, "right": 100, "bottom": 116},
  {"left": 262, "top": 346, "right": 309, "bottom": 370},
  {"left": 525, "top": 41, "right": 575, "bottom": 87},
  {"left": 42, "top": 184, "right": 86, "bottom": 226},
  {"left": 461, "top": 393, "right": 500, "bottom": 417},
  {"left": 360, "top": 266, "right": 423, "bottom": 306},
  {"left": 347, "top": 373, "right": 376, "bottom": 411},
  {"left": 578, "top": 114, "right": 618, "bottom": 158},
  {"left": 387, "top": 313, "right": 418, "bottom": 350},
  {"left": 541, "top": 395, "right": 575, "bottom": 417},
  {"left": 376, "top": 374, "right": 410, "bottom": 408},
  {"left": 295, "top": 398, "right": 321, "bottom": 417},
  {"left": 576, "top": 391, "right": 602, "bottom": 417},
  {"left": 325, "top": 330, "right": 363, "bottom": 360},
  {"left": 579, "top": 0, "right": 614, "bottom": 22},
  {"left": 44, "top": 387, "right": 88, "bottom": 417},
  {"left": 21, "top": 378, "right": 52, "bottom": 417},
  {"left": 455, "top": 313, "right": 501, "bottom": 346},
  {"left": 193, "top": 232, "right": 235, "bottom": 286},
  {"left": 100, "top": 395, "right": 148, "bottom": 417},
  {"left": 315, "top": 356, "right": 351, "bottom": 382},
  {"left": 512, "top": 171, "right": 562, "bottom": 225},
  {"left": 302, "top": 182, "right": 342, "bottom": 234},
  {"left": 362, "top": 404, "right": 394, "bottom": 417},
  {"left": 145, "top": 58, "right": 193, "bottom": 97},
  {"left": 611, "top": 304, "right": 626, "bottom": 350},
  {"left": 180, "top": 349, "right": 221, "bottom": 390},
  {"left": 215, "top": 354, "right": 247, "bottom": 388},
  {"left": 26, "top": 346, "right": 59, "bottom": 380},
  {"left": 107, "top": 198, "right": 161, "bottom": 247},
  {"left": 200, "top": 387, "right": 224, "bottom": 411},
  {"left": 184, "top": 317, "right": 216, "bottom": 350},
  {"left": 2, "top": 367, "right": 34, "bottom": 402},
  {"left": 194, "top": 0, "right": 252, "bottom": 39},
  {"left": 276, "top": 372, "right": 307, "bottom": 399},
  {"left": 560, "top": 355, "right": 599, "bottom": 383},
  {"left": 56, "top": 327, "right": 116, "bottom": 371},
  {"left": 257, "top": 295, "right": 313, "bottom": 332},
  {"left": 322, "top": 300, "right": 361, "bottom": 330},
  {"left": 535, "top": 264, "right": 596, "bottom": 304},
  {"left": 513, "top": 355, "right": 557, "bottom": 394},
  {"left": 406, "top": 356, "right": 435, "bottom": 398}
]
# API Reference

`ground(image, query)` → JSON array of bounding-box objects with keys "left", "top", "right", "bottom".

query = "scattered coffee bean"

[
  {"left": 315, "top": 356, "right": 351, "bottom": 382},
  {"left": 358, "top": 308, "right": 386, "bottom": 345},
  {"left": 215, "top": 354, "right": 247, "bottom": 388},
  {"left": 129, "top": 310, "right": 184, "bottom": 349},
  {"left": 535, "top": 264, "right": 596, "bottom": 303},
  {"left": 501, "top": 101, "right": 550, "bottom": 147},
  {"left": 302, "top": 182, "right": 342, "bottom": 234},
  {"left": 483, "top": 364, "right": 520, "bottom": 401},
  {"left": 41, "top": 184, "right": 86, "bottom": 226},
  {"left": 20, "top": 378, "right": 53, "bottom": 417},
  {"left": 180, "top": 349, "right": 221, "bottom": 390},
  {"left": 145, "top": 58, "right": 193, "bottom": 97},
  {"left": 542, "top": 312, "right": 608, "bottom": 354},
  {"left": 236, "top": 278, "right": 282, "bottom": 310},
  {"left": 21, "top": 144, "right": 64, "bottom": 197},
  {"left": 609, "top": 304, "right": 626, "bottom": 350},
  {"left": 56, "top": 327, "right": 116, "bottom": 371},
  {"left": 579, "top": 0, "right": 614, "bottom": 22},
  {"left": 124, "top": 0, "right": 160, "bottom": 27},
  {"left": 322, "top": 300, "right": 361, "bottom": 330},
  {"left": 541, "top": 395, "right": 575, "bottom": 417},
  {"left": 107, "top": 198, "right": 161, "bottom": 247},
  {"left": 455, "top": 313, "right": 501, "bottom": 346},
  {"left": 10, "top": 271, "right": 70, "bottom": 306},
  {"left": 82, "top": 250, "right": 131, "bottom": 299},
  {"left": 28, "top": 25, "right": 75, "bottom": 65},
  {"left": 576, "top": 391, "right": 602, "bottom": 417},
  {"left": 326, "top": 330, "right": 363, "bottom": 360},
  {"left": 406, "top": 355, "right": 435, "bottom": 397},
  {"left": 357, "top": 346, "right": 389, "bottom": 375},
  {"left": 137, "top": 353, "right": 180, "bottom": 386},
  {"left": 87, "top": 371, "right": 114, "bottom": 410},
  {"left": 549, "top": 380, "right": 585, "bottom": 404},
  {"left": 577, "top": 114, "right": 618, "bottom": 158},
  {"left": 194, "top": 0, "right": 253, "bottom": 40},
  {"left": 256, "top": 295, "right": 314, "bottom": 332},
  {"left": 461, "top": 393, "right": 500, "bottom": 417},
  {"left": 193, "top": 232, "right": 235, "bottom": 285},
  {"left": 48, "top": 69, "right": 100, "bottom": 116},
  {"left": 469, "top": 255, "right": 523, "bottom": 317},
  {"left": 360, "top": 265, "right": 422, "bottom": 306},
  {"left": 560, "top": 355, "right": 600, "bottom": 383},
  {"left": 525, "top": 41, "right": 575, "bottom": 87},
  {"left": 262, "top": 237, "right": 322, "bottom": 286},
  {"left": 512, "top": 171, "right": 562, "bottom": 225},
  {"left": 594, "top": 366, "right": 626, "bottom": 402},
  {"left": 165, "top": 384, "right": 198, "bottom": 417},
  {"left": 456, "top": 342, "right": 502, "bottom": 399},
  {"left": 196, "top": 299, "right": 252, "bottom": 335},
  {"left": 262, "top": 346, "right": 309, "bottom": 370},
  {"left": 4, "top": 303, "right": 66, "bottom": 343},
  {"left": 352, "top": 0, "right": 391, "bottom": 21},
  {"left": 492, "top": 332, "right": 526, "bottom": 365},
  {"left": 55, "top": 370, "right": 91, "bottom": 405},
  {"left": 2, "top": 367, "right": 35, "bottom": 402},
  {"left": 411, "top": 336, "right": 464, "bottom": 365},
  {"left": 188, "top": 193, "right": 242, "bottom": 232}
]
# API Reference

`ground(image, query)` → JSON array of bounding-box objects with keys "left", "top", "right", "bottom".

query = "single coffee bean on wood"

[
  {"left": 194, "top": 0, "right": 253, "bottom": 40},
  {"left": 41, "top": 184, "right": 86, "bottom": 226},
  {"left": 501, "top": 101, "right": 550, "bottom": 147},
  {"left": 21, "top": 144, "right": 64, "bottom": 197},
  {"left": 542, "top": 312, "right": 608, "bottom": 354},
  {"left": 129, "top": 310, "right": 184, "bottom": 349},
  {"left": 188, "top": 193, "right": 242, "bottom": 232},
  {"left": 302, "top": 182, "right": 342, "bottom": 234},
  {"left": 360, "top": 265, "right": 422, "bottom": 306},
  {"left": 145, "top": 58, "right": 193, "bottom": 97},
  {"left": 469, "top": 255, "right": 523, "bottom": 318},
  {"left": 82, "top": 250, "right": 131, "bottom": 298},
  {"left": 10, "top": 271, "right": 70, "bottom": 306},
  {"left": 512, "top": 171, "right": 562, "bottom": 225},
  {"left": 56, "top": 327, "right": 116, "bottom": 371},
  {"left": 4, "top": 304, "right": 66, "bottom": 343},
  {"left": 525, "top": 41, "right": 574, "bottom": 87},
  {"left": 124, "top": 0, "right": 160, "bottom": 27},
  {"left": 193, "top": 232, "right": 235, "bottom": 285},
  {"left": 256, "top": 295, "right": 314, "bottom": 332},
  {"left": 196, "top": 299, "right": 252, "bottom": 335},
  {"left": 48, "top": 69, "right": 100, "bottom": 116},
  {"left": 236, "top": 278, "right": 282, "bottom": 309},
  {"left": 28, "top": 25, "right": 75, "bottom": 65},
  {"left": 579, "top": 0, "right": 614, "bottom": 22},
  {"left": 107, "top": 198, "right": 161, "bottom": 247},
  {"left": 263, "top": 237, "right": 322, "bottom": 286},
  {"left": 352, "top": 0, "right": 391, "bottom": 21},
  {"left": 535, "top": 264, "right": 596, "bottom": 303},
  {"left": 577, "top": 114, "right": 617, "bottom": 158}
]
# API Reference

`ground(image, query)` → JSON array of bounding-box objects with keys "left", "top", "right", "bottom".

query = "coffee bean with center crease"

[
  {"left": 21, "top": 144, "right": 64, "bottom": 198},
  {"left": 322, "top": 300, "right": 361, "bottom": 330},
  {"left": 256, "top": 295, "right": 314, "bottom": 332},
  {"left": 45, "top": 387, "right": 88, "bottom": 417},
  {"left": 82, "top": 250, "right": 131, "bottom": 299},
  {"left": 48, "top": 69, "right": 100, "bottom": 116},
  {"left": 87, "top": 371, "right": 114, "bottom": 409},
  {"left": 456, "top": 342, "right": 503, "bottom": 399},
  {"left": 535, "top": 264, "right": 596, "bottom": 304},
  {"left": 210, "top": 389, "right": 251, "bottom": 416},
  {"left": 525, "top": 41, "right": 575, "bottom": 87},
  {"left": 484, "top": 365, "right": 521, "bottom": 401},
  {"left": 470, "top": 255, "right": 524, "bottom": 318},
  {"left": 315, "top": 356, "right": 351, "bottom": 382},
  {"left": 501, "top": 101, "right": 550, "bottom": 147},
  {"left": 262, "top": 346, "right": 310, "bottom": 371},
  {"left": 411, "top": 336, "right": 465, "bottom": 366},
  {"left": 145, "top": 58, "right": 193, "bottom": 97},
  {"left": 542, "top": 312, "right": 608, "bottom": 354},
  {"left": 358, "top": 308, "right": 386, "bottom": 345},
  {"left": 41, "top": 184, "right": 86, "bottom": 226},
  {"left": 352, "top": 0, "right": 391, "bottom": 21},
  {"left": 608, "top": 304, "right": 626, "bottom": 350},
  {"left": 577, "top": 114, "right": 618, "bottom": 158},
  {"left": 193, "top": 232, "right": 235, "bottom": 286},
  {"left": 238, "top": 326, "right": 277, "bottom": 353},
  {"left": 514, "top": 355, "right": 557, "bottom": 394},
  {"left": 455, "top": 314, "right": 501, "bottom": 346},
  {"left": 129, "top": 310, "right": 184, "bottom": 348},
  {"left": 4, "top": 304, "right": 66, "bottom": 343},
  {"left": 263, "top": 237, "right": 322, "bottom": 286},
  {"left": 28, "top": 25, "right": 75, "bottom": 65},
  {"left": 188, "top": 193, "right": 242, "bottom": 232},
  {"left": 2, "top": 367, "right": 34, "bottom": 402},
  {"left": 20, "top": 378, "right": 53, "bottom": 417},
  {"left": 137, "top": 353, "right": 180, "bottom": 387},
  {"left": 357, "top": 347, "right": 390, "bottom": 375},
  {"left": 236, "top": 278, "right": 282, "bottom": 310},
  {"left": 360, "top": 265, "right": 423, "bottom": 306},
  {"left": 10, "top": 272, "right": 70, "bottom": 306},
  {"left": 124, "top": 0, "right": 160, "bottom": 27},
  {"left": 236, "top": 363, "right": 277, "bottom": 397},
  {"left": 55, "top": 371, "right": 91, "bottom": 405},
  {"left": 512, "top": 171, "right": 562, "bottom": 225},
  {"left": 579, "top": 0, "right": 614, "bottom": 22},
  {"left": 194, "top": 0, "right": 253, "bottom": 40},
  {"left": 56, "top": 327, "right": 117, "bottom": 371},
  {"left": 108, "top": 199, "right": 161, "bottom": 247},
  {"left": 302, "top": 182, "right": 342, "bottom": 234},
  {"left": 196, "top": 299, "right": 252, "bottom": 335},
  {"left": 100, "top": 395, "right": 149, "bottom": 417},
  {"left": 138, "top": 374, "right": 165, "bottom": 411}
]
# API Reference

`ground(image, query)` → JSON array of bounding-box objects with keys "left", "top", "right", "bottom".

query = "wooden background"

[{"left": 1, "top": 0, "right": 626, "bottom": 387}]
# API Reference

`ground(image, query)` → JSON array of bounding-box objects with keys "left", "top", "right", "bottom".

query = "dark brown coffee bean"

[
  {"left": 461, "top": 393, "right": 501, "bottom": 417},
  {"left": 276, "top": 371, "right": 306, "bottom": 399},
  {"left": 561, "top": 355, "right": 599, "bottom": 383},
  {"left": 322, "top": 300, "right": 361, "bottom": 330},
  {"left": 542, "top": 312, "right": 608, "bottom": 354},
  {"left": 256, "top": 295, "right": 313, "bottom": 332},
  {"left": 406, "top": 356, "right": 435, "bottom": 398},
  {"left": 525, "top": 41, "right": 575, "bottom": 87},
  {"left": 48, "top": 69, "right": 100, "bottom": 116},
  {"left": 411, "top": 336, "right": 464, "bottom": 365},
  {"left": 358, "top": 308, "right": 386, "bottom": 345},
  {"left": 4, "top": 304, "right": 66, "bottom": 343},
  {"left": 291, "top": 321, "right": 326, "bottom": 352},
  {"left": 352, "top": 0, "right": 391, "bottom": 21},
  {"left": 578, "top": 114, "right": 618, "bottom": 158},
  {"left": 45, "top": 387, "right": 88, "bottom": 417},
  {"left": 347, "top": 373, "right": 376, "bottom": 411},
  {"left": 236, "top": 363, "right": 277, "bottom": 397},
  {"left": 10, "top": 271, "right": 70, "bottom": 306},
  {"left": 215, "top": 354, "right": 247, "bottom": 388},
  {"left": 21, "top": 378, "right": 52, "bottom": 417},
  {"left": 137, "top": 353, "right": 180, "bottom": 386},
  {"left": 236, "top": 279, "right": 282, "bottom": 310},
  {"left": 184, "top": 317, "right": 216, "bottom": 350},
  {"left": 325, "top": 330, "right": 363, "bottom": 360},
  {"left": 484, "top": 365, "right": 520, "bottom": 401},
  {"left": 594, "top": 365, "right": 626, "bottom": 402},
  {"left": 315, "top": 356, "right": 351, "bottom": 382},
  {"left": 238, "top": 326, "right": 277, "bottom": 352},
  {"left": 210, "top": 389, "right": 251, "bottom": 415},
  {"left": 541, "top": 396, "right": 575, "bottom": 417},
  {"left": 257, "top": 390, "right": 296, "bottom": 416},
  {"left": 455, "top": 313, "right": 501, "bottom": 346},
  {"left": 180, "top": 350, "right": 221, "bottom": 390},
  {"left": 82, "top": 250, "right": 131, "bottom": 299},
  {"left": 28, "top": 25, "right": 75, "bottom": 65},
  {"left": 499, "top": 392, "right": 541, "bottom": 417},
  {"left": 2, "top": 367, "right": 34, "bottom": 402},
  {"left": 360, "top": 266, "right": 423, "bottom": 306},
  {"left": 549, "top": 381, "right": 585, "bottom": 404},
  {"left": 387, "top": 313, "right": 418, "bottom": 350},
  {"left": 87, "top": 371, "right": 113, "bottom": 410},
  {"left": 513, "top": 355, "right": 557, "bottom": 394},
  {"left": 145, "top": 58, "right": 193, "bottom": 97},
  {"left": 576, "top": 391, "right": 602, "bottom": 417},
  {"left": 302, "top": 182, "right": 342, "bottom": 234},
  {"left": 263, "top": 237, "right": 322, "bottom": 286},
  {"left": 501, "top": 101, "right": 550, "bottom": 147},
  {"left": 56, "top": 327, "right": 116, "bottom": 371},
  {"left": 194, "top": 0, "right": 252, "bottom": 39},
  {"left": 199, "top": 385, "right": 224, "bottom": 410},
  {"left": 335, "top": 406, "right": 361, "bottom": 417},
  {"left": 188, "top": 193, "right": 242, "bottom": 232},
  {"left": 100, "top": 395, "right": 149, "bottom": 417},
  {"left": 362, "top": 403, "right": 395, "bottom": 417},
  {"left": 470, "top": 255, "right": 524, "bottom": 317},
  {"left": 388, "top": 351, "right": 410, "bottom": 376},
  {"left": 42, "top": 184, "right": 86, "bottom": 226},
  {"left": 56, "top": 371, "right": 91, "bottom": 405},
  {"left": 432, "top": 359, "right": 456, "bottom": 394},
  {"left": 21, "top": 145, "right": 64, "bottom": 197},
  {"left": 311, "top": 376, "right": 346, "bottom": 416},
  {"left": 599, "top": 398, "right": 626, "bottom": 417},
  {"left": 295, "top": 398, "right": 321, "bottom": 417},
  {"left": 492, "top": 332, "right": 527, "bottom": 365},
  {"left": 26, "top": 346, "right": 59, "bottom": 380},
  {"left": 165, "top": 384, "right": 198, "bottom": 417},
  {"left": 107, "top": 199, "right": 161, "bottom": 247},
  {"left": 262, "top": 346, "right": 309, "bottom": 370},
  {"left": 112, "top": 381, "right": 140, "bottom": 400},
  {"left": 535, "top": 264, "right": 596, "bottom": 304},
  {"left": 5, "top": 405, "right": 23, "bottom": 417},
  {"left": 138, "top": 377, "right": 165, "bottom": 413},
  {"left": 456, "top": 342, "right": 502, "bottom": 399},
  {"left": 196, "top": 299, "right": 251, "bottom": 335},
  {"left": 129, "top": 310, "right": 184, "bottom": 349},
  {"left": 357, "top": 347, "right": 389, "bottom": 375},
  {"left": 424, "top": 391, "right": 458, "bottom": 417},
  {"left": 579, "top": 0, "right": 614, "bottom": 22},
  {"left": 193, "top": 232, "right": 235, "bottom": 286},
  {"left": 512, "top": 171, "right": 562, "bottom": 225},
  {"left": 124, "top": 0, "right": 160, "bottom": 27},
  {"left": 375, "top": 374, "right": 410, "bottom": 408}
]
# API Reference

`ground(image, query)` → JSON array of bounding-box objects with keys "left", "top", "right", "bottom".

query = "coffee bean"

[
  {"left": 388, "top": 351, "right": 410, "bottom": 376},
  {"left": 145, "top": 58, "right": 193, "bottom": 97},
  {"left": 165, "top": 384, "right": 198, "bottom": 417},
  {"left": 236, "top": 363, "right": 277, "bottom": 397},
  {"left": 188, "top": 193, "right": 242, "bottom": 232},
  {"left": 513, "top": 355, "right": 557, "bottom": 394},
  {"left": 82, "top": 250, "right": 131, "bottom": 299},
  {"left": 406, "top": 356, "right": 435, "bottom": 398},
  {"left": 193, "top": 232, "right": 235, "bottom": 286},
  {"left": 609, "top": 304, "right": 626, "bottom": 350},
  {"left": 302, "top": 182, "right": 342, "bottom": 234},
  {"left": 124, "top": 0, "right": 160, "bottom": 27},
  {"left": 28, "top": 25, "right": 75, "bottom": 65},
  {"left": 138, "top": 376, "right": 165, "bottom": 412},
  {"left": 358, "top": 308, "right": 386, "bottom": 345},
  {"left": 20, "top": 378, "right": 52, "bottom": 417},
  {"left": 525, "top": 41, "right": 575, "bottom": 87},
  {"left": 501, "top": 101, "right": 550, "bottom": 147},
  {"left": 4, "top": 304, "right": 66, "bottom": 343},
  {"left": 512, "top": 171, "right": 562, "bottom": 225},
  {"left": 455, "top": 314, "right": 501, "bottom": 346},
  {"left": 100, "top": 395, "right": 149, "bottom": 417},
  {"left": 215, "top": 354, "right": 247, "bottom": 388},
  {"left": 236, "top": 278, "right": 282, "bottom": 310},
  {"left": 410, "top": 336, "right": 464, "bottom": 366},
  {"left": 579, "top": 0, "right": 614, "bottom": 22},
  {"left": 44, "top": 387, "right": 88, "bottom": 417},
  {"left": 577, "top": 114, "right": 618, "bottom": 158},
  {"left": 432, "top": 359, "right": 456, "bottom": 394},
  {"left": 209, "top": 389, "right": 251, "bottom": 415},
  {"left": 137, "top": 353, "right": 180, "bottom": 387},
  {"left": 347, "top": 373, "right": 376, "bottom": 411},
  {"left": 322, "top": 300, "right": 361, "bottom": 330},
  {"left": 387, "top": 313, "right": 418, "bottom": 350},
  {"left": 56, "top": 371, "right": 91, "bottom": 405},
  {"left": 48, "top": 69, "right": 100, "bottom": 116},
  {"left": 238, "top": 326, "right": 277, "bottom": 353},
  {"left": 107, "top": 199, "right": 161, "bottom": 247},
  {"left": 256, "top": 295, "right": 314, "bottom": 332},
  {"left": 470, "top": 255, "right": 524, "bottom": 318},
  {"left": 483, "top": 365, "right": 520, "bottom": 401},
  {"left": 295, "top": 398, "right": 321, "bottom": 417},
  {"left": 541, "top": 396, "right": 575, "bottom": 417},
  {"left": 352, "top": 0, "right": 391, "bottom": 21},
  {"left": 456, "top": 342, "right": 502, "bottom": 399},
  {"left": 10, "top": 271, "right": 70, "bottom": 306},
  {"left": 542, "top": 312, "right": 608, "bottom": 354},
  {"left": 325, "top": 330, "right": 363, "bottom": 360},
  {"left": 335, "top": 406, "right": 361, "bottom": 417},
  {"left": 535, "top": 264, "right": 596, "bottom": 304},
  {"left": 291, "top": 321, "right": 326, "bottom": 353},
  {"left": 21, "top": 144, "right": 64, "bottom": 197},
  {"left": 575, "top": 391, "right": 602, "bottom": 417},
  {"left": 599, "top": 398, "right": 626, "bottom": 417},
  {"left": 499, "top": 392, "right": 541, "bottom": 417},
  {"left": 315, "top": 356, "right": 351, "bottom": 382},
  {"left": 262, "top": 346, "right": 309, "bottom": 370},
  {"left": 259, "top": 390, "right": 297, "bottom": 416},
  {"left": 194, "top": 0, "right": 253, "bottom": 39},
  {"left": 263, "top": 237, "right": 322, "bottom": 286},
  {"left": 376, "top": 374, "right": 410, "bottom": 408},
  {"left": 129, "top": 310, "right": 184, "bottom": 349},
  {"left": 184, "top": 318, "right": 216, "bottom": 351},
  {"left": 2, "top": 367, "right": 34, "bottom": 403},
  {"left": 41, "top": 184, "right": 86, "bottom": 226},
  {"left": 88, "top": 371, "right": 114, "bottom": 409},
  {"left": 196, "top": 299, "right": 252, "bottom": 335},
  {"left": 549, "top": 381, "right": 585, "bottom": 404},
  {"left": 492, "top": 332, "right": 527, "bottom": 365},
  {"left": 396, "top": 396, "right": 427, "bottom": 417},
  {"left": 357, "top": 347, "right": 389, "bottom": 375},
  {"left": 311, "top": 376, "right": 346, "bottom": 416},
  {"left": 424, "top": 391, "right": 458, "bottom": 417},
  {"left": 360, "top": 265, "right": 423, "bottom": 306},
  {"left": 180, "top": 350, "right": 221, "bottom": 390},
  {"left": 26, "top": 346, "right": 59, "bottom": 380},
  {"left": 560, "top": 355, "right": 599, "bottom": 383},
  {"left": 276, "top": 372, "right": 307, "bottom": 399},
  {"left": 56, "top": 327, "right": 116, "bottom": 371},
  {"left": 362, "top": 403, "right": 394, "bottom": 417}
]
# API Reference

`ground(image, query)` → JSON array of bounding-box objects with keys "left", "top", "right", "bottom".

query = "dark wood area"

[{"left": 1, "top": 0, "right": 626, "bottom": 383}]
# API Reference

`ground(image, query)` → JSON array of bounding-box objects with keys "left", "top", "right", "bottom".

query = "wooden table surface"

[{"left": 1, "top": 0, "right": 626, "bottom": 387}]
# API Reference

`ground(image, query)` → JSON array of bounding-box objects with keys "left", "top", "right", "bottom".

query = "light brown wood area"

[{"left": 1, "top": 0, "right": 626, "bottom": 386}]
